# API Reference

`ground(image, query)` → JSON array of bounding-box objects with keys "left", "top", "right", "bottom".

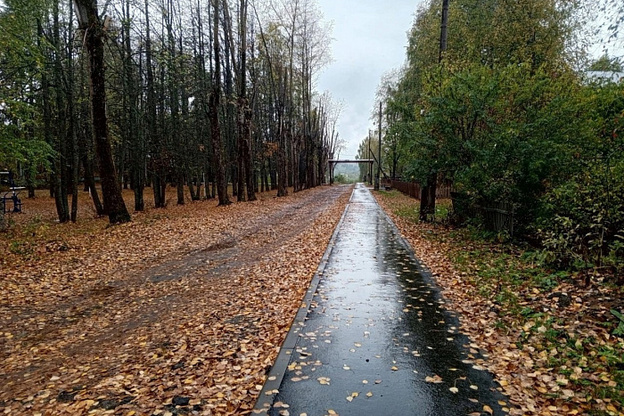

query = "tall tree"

[
  {"left": 238, "top": 0, "right": 257, "bottom": 201},
  {"left": 74, "top": 0, "right": 131, "bottom": 223},
  {"left": 143, "top": 0, "right": 165, "bottom": 209},
  {"left": 209, "top": 0, "right": 231, "bottom": 206}
]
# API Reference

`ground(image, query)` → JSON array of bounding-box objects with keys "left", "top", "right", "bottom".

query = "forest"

[
  {"left": 359, "top": 0, "right": 624, "bottom": 276},
  {"left": 0, "top": 0, "right": 343, "bottom": 225}
]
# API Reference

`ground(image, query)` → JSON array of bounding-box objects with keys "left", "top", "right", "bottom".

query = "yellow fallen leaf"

[
  {"left": 425, "top": 375, "right": 443, "bottom": 383},
  {"left": 483, "top": 405, "right": 493, "bottom": 415},
  {"left": 317, "top": 377, "right": 331, "bottom": 385}
]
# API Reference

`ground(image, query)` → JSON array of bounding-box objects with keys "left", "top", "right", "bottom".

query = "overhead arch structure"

[{"left": 328, "top": 159, "right": 374, "bottom": 185}]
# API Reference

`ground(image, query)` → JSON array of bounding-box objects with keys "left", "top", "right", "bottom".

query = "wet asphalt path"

[{"left": 255, "top": 184, "right": 507, "bottom": 416}]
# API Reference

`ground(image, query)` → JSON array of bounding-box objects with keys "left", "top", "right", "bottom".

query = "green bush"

[{"left": 537, "top": 83, "right": 624, "bottom": 271}]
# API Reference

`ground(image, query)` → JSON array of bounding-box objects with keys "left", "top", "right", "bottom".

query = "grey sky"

[
  {"left": 315, "top": 0, "right": 423, "bottom": 159},
  {"left": 313, "top": 1, "right": 623, "bottom": 160}
]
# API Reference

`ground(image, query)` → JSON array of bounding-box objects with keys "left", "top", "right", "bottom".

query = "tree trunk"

[
  {"left": 74, "top": 0, "right": 131, "bottom": 224},
  {"left": 177, "top": 173, "right": 185, "bottom": 205},
  {"left": 238, "top": 0, "right": 256, "bottom": 202},
  {"left": 210, "top": 0, "right": 231, "bottom": 206},
  {"left": 53, "top": 0, "right": 70, "bottom": 223},
  {"left": 68, "top": 0, "right": 79, "bottom": 222},
  {"left": 143, "top": 0, "right": 164, "bottom": 209},
  {"left": 121, "top": 0, "right": 145, "bottom": 212},
  {"left": 78, "top": 82, "right": 105, "bottom": 217}
]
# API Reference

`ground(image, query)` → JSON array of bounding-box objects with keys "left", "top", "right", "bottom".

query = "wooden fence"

[
  {"left": 386, "top": 182, "right": 514, "bottom": 235},
  {"left": 387, "top": 180, "right": 452, "bottom": 200},
  {"left": 452, "top": 192, "right": 515, "bottom": 236},
  {"left": 480, "top": 201, "right": 515, "bottom": 236}
]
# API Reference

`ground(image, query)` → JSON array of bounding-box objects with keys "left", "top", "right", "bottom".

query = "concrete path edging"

[
  {"left": 253, "top": 197, "right": 352, "bottom": 412},
  {"left": 252, "top": 184, "right": 507, "bottom": 415}
]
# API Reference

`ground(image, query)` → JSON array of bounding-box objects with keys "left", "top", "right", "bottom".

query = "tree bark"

[
  {"left": 69, "top": 0, "right": 79, "bottom": 222},
  {"left": 78, "top": 51, "right": 105, "bottom": 216},
  {"left": 238, "top": 0, "right": 256, "bottom": 201},
  {"left": 210, "top": 0, "right": 231, "bottom": 206},
  {"left": 122, "top": 0, "right": 145, "bottom": 212},
  {"left": 143, "top": 0, "right": 164, "bottom": 209},
  {"left": 74, "top": 0, "right": 131, "bottom": 224}
]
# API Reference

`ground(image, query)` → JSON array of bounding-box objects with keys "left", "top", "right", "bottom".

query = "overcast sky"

[
  {"left": 315, "top": 0, "right": 423, "bottom": 159},
  {"left": 312, "top": 1, "right": 623, "bottom": 160}
]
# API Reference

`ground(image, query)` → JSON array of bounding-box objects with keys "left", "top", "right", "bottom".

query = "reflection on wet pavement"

[{"left": 256, "top": 184, "right": 507, "bottom": 416}]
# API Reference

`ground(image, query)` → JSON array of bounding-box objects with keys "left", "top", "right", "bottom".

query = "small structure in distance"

[{"left": 328, "top": 159, "right": 374, "bottom": 185}]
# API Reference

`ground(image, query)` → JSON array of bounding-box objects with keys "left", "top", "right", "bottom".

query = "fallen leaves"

[
  {"left": 375, "top": 191, "right": 624, "bottom": 416},
  {"left": 0, "top": 185, "right": 352, "bottom": 415},
  {"left": 425, "top": 375, "right": 444, "bottom": 384},
  {"left": 317, "top": 377, "right": 331, "bottom": 386},
  {"left": 345, "top": 392, "right": 358, "bottom": 402}
]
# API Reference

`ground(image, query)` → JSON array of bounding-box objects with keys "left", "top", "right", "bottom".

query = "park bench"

[
  {"left": 1, "top": 188, "right": 24, "bottom": 214},
  {"left": 0, "top": 171, "right": 23, "bottom": 214}
]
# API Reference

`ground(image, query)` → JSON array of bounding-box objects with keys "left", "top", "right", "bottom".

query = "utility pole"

[
  {"left": 368, "top": 129, "right": 372, "bottom": 185},
  {"left": 375, "top": 102, "right": 382, "bottom": 191},
  {"left": 439, "top": 0, "right": 449, "bottom": 63},
  {"left": 420, "top": 0, "right": 449, "bottom": 221}
]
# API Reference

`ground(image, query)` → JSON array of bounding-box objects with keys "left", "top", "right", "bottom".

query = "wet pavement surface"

[{"left": 255, "top": 184, "right": 508, "bottom": 416}]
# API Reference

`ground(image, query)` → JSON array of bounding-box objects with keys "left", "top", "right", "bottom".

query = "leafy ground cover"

[
  {"left": 375, "top": 190, "right": 624, "bottom": 416},
  {"left": 0, "top": 185, "right": 352, "bottom": 415}
]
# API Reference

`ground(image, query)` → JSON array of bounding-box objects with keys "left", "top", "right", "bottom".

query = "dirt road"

[{"left": 0, "top": 185, "right": 351, "bottom": 415}]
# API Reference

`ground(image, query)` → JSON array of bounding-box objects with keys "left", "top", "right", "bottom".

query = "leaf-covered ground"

[
  {"left": 375, "top": 190, "right": 624, "bottom": 416},
  {"left": 0, "top": 185, "right": 352, "bottom": 415}
]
